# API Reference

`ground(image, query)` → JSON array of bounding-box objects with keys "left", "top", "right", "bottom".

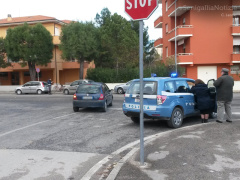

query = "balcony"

[
  {"left": 154, "top": 38, "right": 163, "bottom": 48},
  {"left": 154, "top": 16, "right": 163, "bottom": 28},
  {"left": 232, "top": 25, "right": 240, "bottom": 36},
  {"left": 177, "top": 53, "right": 193, "bottom": 65},
  {"left": 167, "top": 1, "right": 192, "bottom": 17},
  {"left": 62, "top": 61, "right": 79, "bottom": 69},
  {"left": 232, "top": 53, "right": 240, "bottom": 63},
  {"left": 53, "top": 36, "right": 60, "bottom": 45},
  {"left": 168, "top": 25, "right": 193, "bottom": 41}
]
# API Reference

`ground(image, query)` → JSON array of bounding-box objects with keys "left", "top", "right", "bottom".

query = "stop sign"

[{"left": 125, "top": 0, "right": 158, "bottom": 20}]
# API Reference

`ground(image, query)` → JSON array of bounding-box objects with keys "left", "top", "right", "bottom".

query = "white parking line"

[{"left": 0, "top": 113, "right": 76, "bottom": 138}]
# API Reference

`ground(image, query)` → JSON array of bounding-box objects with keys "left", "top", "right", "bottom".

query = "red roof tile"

[{"left": 0, "top": 15, "right": 57, "bottom": 24}]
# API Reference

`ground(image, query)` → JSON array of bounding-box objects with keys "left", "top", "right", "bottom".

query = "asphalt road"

[{"left": 0, "top": 93, "right": 240, "bottom": 179}]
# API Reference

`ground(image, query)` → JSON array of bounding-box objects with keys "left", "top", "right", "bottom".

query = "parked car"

[
  {"left": 63, "top": 79, "right": 94, "bottom": 95},
  {"left": 15, "top": 81, "right": 49, "bottom": 95},
  {"left": 114, "top": 80, "right": 133, "bottom": 94},
  {"left": 122, "top": 77, "right": 216, "bottom": 128},
  {"left": 73, "top": 82, "right": 113, "bottom": 112}
]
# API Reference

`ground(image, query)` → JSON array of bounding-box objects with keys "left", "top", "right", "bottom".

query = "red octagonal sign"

[{"left": 125, "top": 0, "right": 158, "bottom": 20}]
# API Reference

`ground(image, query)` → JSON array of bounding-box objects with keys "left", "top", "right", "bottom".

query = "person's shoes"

[
  {"left": 201, "top": 119, "right": 204, "bottom": 123},
  {"left": 204, "top": 119, "right": 208, "bottom": 123},
  {"left": 216, "top": 120, "right": 223, "bottom": 123},
  {"left": 226, "top": 120, "right": 232, "bottom": 123}
]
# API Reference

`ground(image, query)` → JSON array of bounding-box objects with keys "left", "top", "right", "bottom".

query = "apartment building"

[
  {"left": 0, "top": 15, "right": 95, "bottom": 85},
  {"left": 154, "top": 0, "right": 240, "bottom": 83}
]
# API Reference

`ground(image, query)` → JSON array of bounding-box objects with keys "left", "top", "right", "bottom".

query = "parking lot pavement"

[
  {"left": 114, "top": 120, "right": 240, "bottom": 180},
  {"left": 0, "top": 149, "right": 106, "bottom": 180}
]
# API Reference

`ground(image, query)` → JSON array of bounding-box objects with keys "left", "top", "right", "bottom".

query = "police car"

[{"left": 122, "top": 76, "right": 216, "bottom": 128}]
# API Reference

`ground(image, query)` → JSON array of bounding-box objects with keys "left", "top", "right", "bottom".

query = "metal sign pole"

[
  {"left": 38, "top": 73, "right": 39, "bottom": 81},
  {"left": 139, "top": 20, "right": 144, "bottom": 166}
]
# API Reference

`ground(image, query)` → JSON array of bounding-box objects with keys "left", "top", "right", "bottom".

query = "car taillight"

[
  {"left": 41, "top": 82, "right": 44, "bottom": 87},
  {"left": 73, "top": 93, "right": 77, "bottom": 100},
  {"left": 99, "top": 94, "right": 104, "bottom": 100},
  {"left": 157, "top": 95, "right": 167, "bottom": 105}
]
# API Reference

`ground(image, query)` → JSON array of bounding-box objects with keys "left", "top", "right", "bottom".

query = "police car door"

[{"left": 175, "top": 80, "right": 195, "bottom": 115}]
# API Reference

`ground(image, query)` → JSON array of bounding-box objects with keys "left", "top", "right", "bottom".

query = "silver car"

[
  {"left": 63, "top": 79, "right": 94, "bottom": 95},
  {"left": 114, "top": 80, "right": 133, "bottom": 94},
  {"left": 15, "top": 81, "right": 49, "bottom": 95}
]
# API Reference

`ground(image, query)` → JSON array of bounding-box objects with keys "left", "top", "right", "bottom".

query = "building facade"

[
  {"left": 154, "top": 0, "right": 240, "bottom": 83},
  {"left": 0, "top": 15, "right": 95, "bottom": 85}
]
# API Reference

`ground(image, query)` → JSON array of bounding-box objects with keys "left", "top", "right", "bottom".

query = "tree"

[
  {"left": 60, "top": 21, "right": 98, "bottom": 79},
  {"left": 0, "top": 38, "right": 11, "bottom": 68},
  {"left": 5, "top": 23, "right": 53, "bottom": 81},
  {"left": 97, "top": 12, "right": 139, "bottom": 72}
]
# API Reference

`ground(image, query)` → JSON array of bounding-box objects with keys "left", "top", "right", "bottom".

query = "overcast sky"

[{"left": 1, "top": 0, "right": 162, "bottom": 40}]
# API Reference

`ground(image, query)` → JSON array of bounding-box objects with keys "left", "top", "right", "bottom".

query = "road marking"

[{"left": 0, "top": 113, "right": 76, "bottom": 138}]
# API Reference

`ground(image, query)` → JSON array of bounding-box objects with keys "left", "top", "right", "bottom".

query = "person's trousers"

[
  {"left": 217, "top": 101, "right": 232, "bottom": 121},
  {"left": 48, "top": 85, "right": 51, "bottom": 94}
]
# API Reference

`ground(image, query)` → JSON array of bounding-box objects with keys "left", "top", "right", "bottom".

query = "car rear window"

[
  {"left": 127, "top": 81, "right": 157, "bottom": 95},
  {"left": 77, "top": 84, "right": 101, "bottom": 94}
]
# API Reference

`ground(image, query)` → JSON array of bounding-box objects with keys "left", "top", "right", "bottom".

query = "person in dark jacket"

[
  {"left": 47, "top": 78, "right": 52, "bottom": 95},
  {"left": 214, "top": 68, "right": 234, "bottom": 123},
  {"left": 191, "top": 79, "right": 213, "bottom": 123}
]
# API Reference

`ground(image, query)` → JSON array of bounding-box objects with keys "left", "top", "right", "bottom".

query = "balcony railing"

[
  {"left": 154, "top": 38, "right": 163, "bottom": 48},
  {"left": 232, "top": 53, "right": 240, "bottom": 62},
  {"left": 232, "top": 25, "right": 240, "bottom": 35},
  {"left": 177, "top": 53, "right": 193, "bottom": 64},
  {"left": 168, "top": 25, "right": 193, "bottom": 41},
  {"left": 154, "top": 16, "right": 163, "bottom": 28}
]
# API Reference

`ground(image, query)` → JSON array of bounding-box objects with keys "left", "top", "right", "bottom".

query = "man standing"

[
  {"left": 47, "top": 78, "right": 52, "bottom": 95},
  {"left": 214, "top": 68, "right": 234, "bottom": 123}
]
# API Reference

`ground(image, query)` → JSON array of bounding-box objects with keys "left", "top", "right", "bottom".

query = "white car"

[
  {"left": 114, "top": 80, "right": 133, "bottom": 94},
  {"left": 15, "top": 81, "right": 49, "bottom": 95}
]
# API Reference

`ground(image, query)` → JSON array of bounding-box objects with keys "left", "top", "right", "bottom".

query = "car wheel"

[
  {"left": 64, "top": 89, "right": 69, "bottom": 95},
  {"left": 16, "top": 90, "right": 22, "bottom": 95},
  {"left": 117, "top": 88, "right": 124, "bottom": 94},
  {"left": 131, "top": 117, "right": 140, "bottom": 123},
  {"left": 167, "top": 107, "right": 183, "bottom": 128},
  {"left": 37, "top": 89, "right": 42, "bottom": 94},
  {"left": 209, "top": 112, "right": 217, "bottom": 119},
  {"left": 73, "top": 107, "right": 79, "bottom": 112},
  {"left": 102, "top": 101, "right": 107, "bottom": 112},
  {"left": 109, "top": 96, "right": 113, "bottom": 106}
]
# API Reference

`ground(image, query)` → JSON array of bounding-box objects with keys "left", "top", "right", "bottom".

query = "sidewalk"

[{"left": 115, "top": 120, "right": 240, "bottom": 180}]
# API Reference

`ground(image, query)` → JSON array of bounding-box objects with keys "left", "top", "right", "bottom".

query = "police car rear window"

[{"left": 127, "top": 81, "right": 157, "bottom": 95}]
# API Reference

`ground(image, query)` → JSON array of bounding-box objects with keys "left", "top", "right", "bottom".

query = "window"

[
  {"left": 164, "top": 81, "right": 175, "bottom": 93},
  {"left": 55, "top": 27, "right": 60, "bottom": 36},
  {"left": 176, "top": 80, "right": 189, "bottom": 93},
  {"left": 127, "top": 81, "right": 157, "bottom": 95},
  {"left": 231, "top": 65, "right": 240, "bottom": 74},
  {"left": 166, "top": 47, "right": 168, "bottom": 57},
  {"left": 183, "top": 44, "right": 186, "bottom": 53},
  {"left": 183, "top": 18, "right": 186, "bottom": 25},
  {"left": 165, "top": 24, "right": 168, "bottom": 33},
  {"left": 165, "top": 1, "right": 168, "bottom": 11},
  {"left": 233, "top": 45, "right": 240, "bottom": 54}
]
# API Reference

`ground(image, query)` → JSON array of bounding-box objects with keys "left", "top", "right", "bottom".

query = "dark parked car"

[{"left": 73, "top": 82, "right": 113, "bottom": 112}]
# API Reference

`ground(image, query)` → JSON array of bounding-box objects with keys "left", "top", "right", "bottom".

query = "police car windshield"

[{"left": 127, "top": 81, "right": 157, "bottom": 95}]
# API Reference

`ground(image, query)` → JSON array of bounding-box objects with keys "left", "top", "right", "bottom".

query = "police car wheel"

[
  {"left": 168, "top": 108, "right": 183, "bottom": 128},
  {"left": 64, "top": 89, "right": 69, "bottom": 95},
  {"left": 131, "top": 117, "right": 140, "bottom": 123}
]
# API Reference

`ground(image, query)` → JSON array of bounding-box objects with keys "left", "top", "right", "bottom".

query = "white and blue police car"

[{"left": 122, "top": 76, "right": 216, "bottom": 128}]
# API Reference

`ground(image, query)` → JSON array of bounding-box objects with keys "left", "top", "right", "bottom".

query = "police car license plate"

[
  {"left": 83, "top": 96, "right": 92, "bottom": 100},
  {"left": 135, "top": 98, "right": 140, "bottom": 102}
]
